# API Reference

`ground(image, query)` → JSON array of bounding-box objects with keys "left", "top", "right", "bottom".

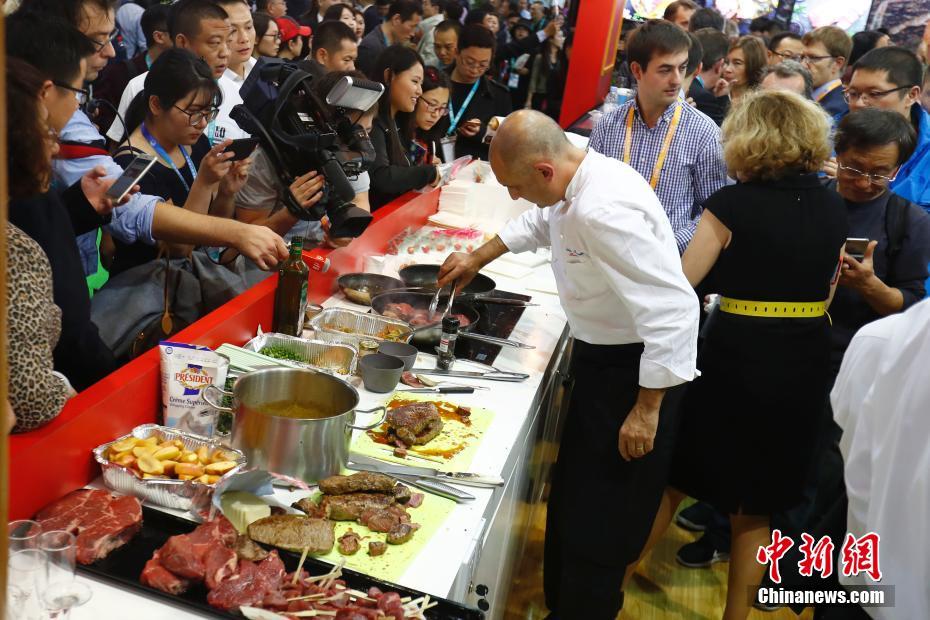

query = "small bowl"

[
  {"left": 359, "top": 353, "right": 404, "bottom": 393},
  {"left": 377, "top": 341, "right": 418, "bottom": 371}
]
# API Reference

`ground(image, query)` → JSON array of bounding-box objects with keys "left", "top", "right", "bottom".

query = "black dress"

[
  {"left": 670, "top": 174, "right": 848, "bottom": 515},
  {"left": 112, "top": 136, "right": 211, "bottom": 275}
]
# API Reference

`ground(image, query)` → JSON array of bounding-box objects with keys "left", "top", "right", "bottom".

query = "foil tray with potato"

[{"left": 93, "top": 424, "right": 246, "bottom": 512}]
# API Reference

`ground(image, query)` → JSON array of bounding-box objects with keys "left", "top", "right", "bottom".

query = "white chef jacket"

[
  {"left": 498, "top": 149, "right": 699, "bottom": 389},
  {"left": 831, "top": 297, "right": 930, "bottom": 619},
  {"left": 106, "top": 71, "right": 250, "bottom": 144}
]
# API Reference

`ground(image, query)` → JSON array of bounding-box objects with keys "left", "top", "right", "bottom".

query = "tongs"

[
  {"left": 410, "top": 364, "right": 530, "bottom": 382},
  {"left": 428, "top": 278, "right": 457, "bottom": 321}
]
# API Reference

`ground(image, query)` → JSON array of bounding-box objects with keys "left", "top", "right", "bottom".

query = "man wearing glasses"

[
  {"left": 845, "top": 46, "right": 930, "bottom": 210},
  {"left": 766, "top": 31, "right": 804, "bottom": 66},
  {"left": 801, "top": 26, "right": 852, "bottom": 118},
  {"left": 446, "top": 24, "right": 512, "bottom": 160}
]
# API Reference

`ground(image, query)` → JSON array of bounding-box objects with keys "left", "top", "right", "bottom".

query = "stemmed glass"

[
  {"left": 36, "top": 531, "right": 93, "bottom": 619},
  {"left": 7, "top": 549, "right": 46, "bottom": 620},
  {"left": 9, "top": 519, "right": 42, "bottom": 553}
]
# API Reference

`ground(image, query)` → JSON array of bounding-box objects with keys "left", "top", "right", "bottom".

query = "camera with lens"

[{"left": 231, "top": 58, "right": 384, "bottom": 239}]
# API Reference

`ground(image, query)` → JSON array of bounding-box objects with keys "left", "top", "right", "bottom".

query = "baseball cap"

[{"left": 276, "top": 17, "right": 311, "bottom": 42}]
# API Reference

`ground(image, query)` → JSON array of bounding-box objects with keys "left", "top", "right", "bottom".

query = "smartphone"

[
  {"left": 845, "top": 238, "right": 870, "bottom": 261},
  {"left": 105, "top": 154, "right": 156, "bottom": 202},
  {"left": 225, "top": 137, "right": 259, "bottom": 161}
]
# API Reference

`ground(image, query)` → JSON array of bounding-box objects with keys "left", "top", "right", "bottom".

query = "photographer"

[
  {"left": 368, "top": 45, "right": 441, "bottom": 210},
  {"left": 236, "top": 70, "right": 377, "bottom": 247},
  {"left": 113, "top": 49, "right": 249, "bottom": 275}
]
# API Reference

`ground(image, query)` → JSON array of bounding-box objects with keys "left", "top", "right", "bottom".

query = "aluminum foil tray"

[
  {"left": 309, "top": 307, "right": 413, "bottom": 348},
  {"left": 93, "top": 424, "right": 246, "bottom": 512},
  {"left": 243, "top": 332, "right": 358, "bottom": 375}
]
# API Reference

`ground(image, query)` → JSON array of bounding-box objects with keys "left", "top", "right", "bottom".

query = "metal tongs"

[
  {"left": 427, "top": 278, "right": 458, "bottom": 321},
  {"left": 410, "top": 364, "right": 530, "bottom": 382}
]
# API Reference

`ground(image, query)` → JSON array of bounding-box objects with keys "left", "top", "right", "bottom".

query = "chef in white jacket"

[
  {"left": 830, "top": 297, "right": 930, "bottom": 620},
  {"left": 438, "top": 110, "right": 699, "bottom": 619}
]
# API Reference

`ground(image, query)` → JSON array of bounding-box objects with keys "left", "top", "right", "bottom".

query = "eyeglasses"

[
  {"left": 263, "top": 32, "right": 282, "bottom": 41},
  {"left": 843, "top": 85, "right": 915, "bottom": 105},
  {"left": 460, "top": 56, "right": 491, "bottom": 71},
  {"left": 419, "top": 97, "right": 448, "bottom": 116},
  {"left": 173, "top": 105, "right": 220, "bottom": 126},
  {"left": 52, "top": 81, "right": 90, "bottom": 101},
  {"left": 772, "top": 50, "right": 802, "bottom": 62},
  {"left": 836, "top": 162, "right": 898, "bottom": 186},
  {"left": 800, "top": 54, "right": 834, "bottom": 64},
  {"left": 89, "top": 30, "right": 120, "bottom": 53}
]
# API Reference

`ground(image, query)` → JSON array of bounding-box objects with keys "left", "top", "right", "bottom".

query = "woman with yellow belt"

[{"left": 629, "top": 90, "right": 848, "bottom": 620}]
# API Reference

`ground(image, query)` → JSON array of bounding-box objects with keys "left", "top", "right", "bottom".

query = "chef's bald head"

[{"left": 490, "top": 110, "right": 580, "bottom": 207}]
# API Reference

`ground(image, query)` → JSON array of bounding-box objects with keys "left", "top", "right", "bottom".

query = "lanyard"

[
  {"left": 141, "top": 122, "right": 197, "bottom": 192},
  {"left": 622, "top": 103, "right": 683, "bottom": 190},
  {"left": 816, "top": 79, "right": 842, "bottom": 102},
  {"left": 447, "top": 79, "right": 481, "bottom": 135}
]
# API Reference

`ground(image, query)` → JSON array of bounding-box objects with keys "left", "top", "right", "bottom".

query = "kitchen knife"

[
  {"left": 410, "top": 368, "right": 529, "bottom": 382},
  {"left": 395, "top": 386, "right": 475, "bottom": 394},
  {"left": 348, "top": 453, "right": 504, "bottom": 487},
  {"left": 392, "top": 474, "right": 475, "bottom": 503}
]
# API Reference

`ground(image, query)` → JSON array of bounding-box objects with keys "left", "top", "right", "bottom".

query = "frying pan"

[
  {"left": 370, "top": 291, "right": 480, "bottom": 348},
  {"left": 398, "top": 264, "right": 496, "bottom": 297},
  {"left": 337, "top": 273, "right": 405, "bottom": 306}
]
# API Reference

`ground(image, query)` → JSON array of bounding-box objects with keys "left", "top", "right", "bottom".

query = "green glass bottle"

[{"left": 272, "top": 237, "right": 309, "bottom": 336}]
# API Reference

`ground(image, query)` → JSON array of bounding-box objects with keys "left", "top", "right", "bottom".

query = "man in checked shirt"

[{"left": 589, "top": 19, "right": 726, "bottom": 253}]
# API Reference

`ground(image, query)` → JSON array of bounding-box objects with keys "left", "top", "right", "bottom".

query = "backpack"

[{"left": 883, "top": 193, "right": 909, "bottom": 284}]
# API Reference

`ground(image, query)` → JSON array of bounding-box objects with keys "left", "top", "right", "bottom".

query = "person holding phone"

[
  {"left": 397, "top": 66, "right": 451, "bottom": 165},
  {"left": 368, "top": 45, "right": 442, "bottom": 210},
  {"left": 113, "top": 49, "right": 249, "bottom": 275}
]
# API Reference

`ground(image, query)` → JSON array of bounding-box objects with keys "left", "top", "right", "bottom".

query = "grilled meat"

[
  {"left": 368, "top": 541, "right": 387, "bottom": 557},
  {"left": 392, "top": 484, "right": 412, "bottom": 504},
  {"left": 386, "top": 522, "right": 418, "bottom": 545},
  {"left": 235, "top": 535, "right": 270, "bottom": 562},
  {"left": 323, "top": 493, "right": 396, "bottom": 521},
  {"left": 318, "top": 471, "right": 396, "bottom": 496},
  {"left": 247, "top": 516, "right": 335, "bottom": 554},
  {"left": 337, "top": 529, "right": 362, "bottom": 556},
  {"left": 386, "top": 402, "right": 443, "bottom": 446}
]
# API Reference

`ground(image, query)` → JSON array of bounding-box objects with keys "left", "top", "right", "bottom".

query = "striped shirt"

[{"left": 589, "top": 97, "right": 727, "bottom": 252}]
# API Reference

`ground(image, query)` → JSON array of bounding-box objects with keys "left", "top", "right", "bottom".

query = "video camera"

[{"left": 231, "top": 58, "right": 384, "bottom": 238}]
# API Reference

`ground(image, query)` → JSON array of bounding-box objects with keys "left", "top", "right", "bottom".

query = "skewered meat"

[
  {"left": 368, "top": 541, "right": 387, "bottom": 556},
  {"left": 318, "top": 471, "right": 396, "bottom": 495},
  {"left": 387, "top": 402, "right": 443, "bottom": 446},
  {"left": 338, "top": 529, "right": 362, "bottom": 555},
  {"left": 247, "top": 515, "right": 335, "bottom": 554},
  {"left": 386, "top": 522, "right": 419, "bottom": 545}
]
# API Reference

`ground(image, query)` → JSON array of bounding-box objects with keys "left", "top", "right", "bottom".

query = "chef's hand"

[
  {"left": 619, "top": 387, "right": 664, "bottom": 461},
  {"left": 437, "top": 252, "right": 481, "bottom": 290},
  {"left": 81, "top": 166, "right": 137, "bottom": 215},
  {"left": 458, "top": 119, "right": 482, "bottom": 138},
  {"left": 839, "top": 240, "right": 878, "bottom": 290}
]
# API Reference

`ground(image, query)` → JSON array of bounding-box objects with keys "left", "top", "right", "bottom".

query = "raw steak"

[
  {"left": 318, "top": 471, "right": 396, "bottom": 495},
  {"left": 247, "top": 515, "right": 335, "bottom": 554},
  {"left": 34, "top": 489, "right": 142, "bottom": 564},
  {"left": 140, "top": 551, "right": 190, "bottom": 595},
  {"left": 207, "top": 552, "right": 286, "bottom": 611}
]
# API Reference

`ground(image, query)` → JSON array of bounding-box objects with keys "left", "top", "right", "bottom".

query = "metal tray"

[
  {"left": 309, "top": 307, "right": 413, "bottom": 348},
  {"left": 93, "top": 424, "right": 246, "bottom": 512},
  {"left": 243, "top": 332, "right": 358, "bottom": 375}
]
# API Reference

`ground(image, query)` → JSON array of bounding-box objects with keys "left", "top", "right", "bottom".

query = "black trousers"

[{"left": 544, "top": 341, "right": 685, "bottom": 619}]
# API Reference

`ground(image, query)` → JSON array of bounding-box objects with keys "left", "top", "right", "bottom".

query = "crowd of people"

[{"left": 4, "top": 0, "right": 930, "bottom": 617}]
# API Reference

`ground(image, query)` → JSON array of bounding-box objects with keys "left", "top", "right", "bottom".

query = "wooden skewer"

[
  {"left": 422, "top": 601, "right": 438, "bottom": 611},
  {"left": 292, "top": 546, "right": 310, "bottom": 586},
  {"left": 288, "top": 611, "right": 338, "bottom": 618},
  {"left": 285, "top": 592, "right": 326, "bottom": 602},
  {"left": 345, "top": 588, "right": 377, "bottom": 602}
]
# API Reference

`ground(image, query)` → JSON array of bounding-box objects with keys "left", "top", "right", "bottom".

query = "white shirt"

[
  {"left": 498, "top": 150, "right": 699, "bottom": 389},
  {"left": 223, "top": 56, "right": 257, "bottom": 85},
  {"left": 106, "top": 71, "right": 249, "bottom": 144},
  {"left": 831, "top": 298, "right": 930, "bottom": 619}
]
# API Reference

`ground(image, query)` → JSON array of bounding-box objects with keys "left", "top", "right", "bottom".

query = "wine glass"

[
  {"left": 9, "top": 519, "right": 42, "bottom": 553},
  {"left": 7, "top": 549, "right": 46, "bottom": 620},
  {"left": 36, "top": 531, "right": 93, "bottom": 619}
]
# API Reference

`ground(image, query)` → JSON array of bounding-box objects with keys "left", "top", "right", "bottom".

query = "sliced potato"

[
  {"left": 153, "top": 446, "right": 181, "bottom": 461},
  {"left": 212, "top": 449, "right": 240, "bottom": 463},
  {"left": 110, "top": 437, "right": 140, "bottom": 453},
  {"left": 196, "top": 446, "right": 210, "bottom": 464},
  {"left": 203, "top": 475, "right": 221, "bottom": 485},
  {"left": 132, "top": 445, "right": 157, "bottom": 458},
  {"left": 142, "top": 436, "right": 160, "bottom": 446},
  {"left": 179, "top": 451, "right": 198, "bottom": 463},
  {"left": 137, "top": 454, "right": 165, "bottom": 475},
  {"left": 175, "top": 463, "right": 205, "bottom": 478},
  {"left": 142, "top": 473, "right": 170, "bottom": 479},
  {"left": 114, "top": 454, "right": 137, "bottom": 468},
  {"left": 177, "top": 474, "right": 195, "bottom": 481},
  {"left": 204, "top": 461, "right": 237, "bottom": 476},
  {"left": 161, "top": 460, "right": 179, "bottom": 476},
  {"left": 196, "top": 474, "right": 212, "bottom": 484}
]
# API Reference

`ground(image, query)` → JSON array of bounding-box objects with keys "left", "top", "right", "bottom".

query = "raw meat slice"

[
  {"left": 207, "top": 553, "right": 286, "bottom": 611},
  {"left": 159, "top": 534, "right": 205, "bottom": 580},
  {"left": 204, "top": 545, "right": 239, "bottom": 589},
  {"left": 34, "top": 489, "right": 142, "bottom": 565},
  {"left": 140, "top": 552, "right": 190, "bottom": 595}
]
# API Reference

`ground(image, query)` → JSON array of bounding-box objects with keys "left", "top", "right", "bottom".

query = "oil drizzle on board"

[{"left": 365, "top": 398, "right": 475, "bottom": 460}]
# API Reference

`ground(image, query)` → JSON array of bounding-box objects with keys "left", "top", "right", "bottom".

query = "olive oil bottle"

[{"left": 272, "top": 237, "right": 309, "bottom": 336}]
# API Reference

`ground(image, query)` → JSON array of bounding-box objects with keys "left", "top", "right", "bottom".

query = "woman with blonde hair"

[{"left": 627, "top": 90, "right": 848, "bottom": 620}]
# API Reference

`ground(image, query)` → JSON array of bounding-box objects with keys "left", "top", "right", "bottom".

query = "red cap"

[{"left": 275, "top": 17, "right": 311, "bottom": 42}]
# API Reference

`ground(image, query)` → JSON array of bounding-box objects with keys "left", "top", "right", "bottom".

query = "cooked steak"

[
  {"left": 292, "top": 497, "right": 327, "bottom": 519},
  {"left": 368, "top": 541, "right": 387, "bottom": 557},
  {"left": 34, "top": 489, "right": 142, "bottom": 565},
  {"left": 234, "top": 535, "right": 270, "bottom": 562},
  {"left": 323, "top": 492, "right": 396, "bottom": 521},
  {"left": 392, "top": 484, "right": 412, "bottom": 504},
  {"left": 386, "top": 522, "right": 418, "bottom": 545},
  {"left": 358, "top": 505, "right": 411, "bottom": 533},
  {"left": 387, "top": 402, "right": 443, "bottom": 446},
  {"left": 318, "top": 471, "right": 396, "bottom": 496},
  {"left": 338, "top": 529, "right": 362, "bottom": 556},
  {"left": 407, "top": 492, "right": 425, "bottom": 509},
  {"left": 247, "top": 516, "right": 335, "bottom": 554}
]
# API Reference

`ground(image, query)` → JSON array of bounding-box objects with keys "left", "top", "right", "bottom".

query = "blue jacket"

[{"left": 890, "top": 105, "right": 930, "bottom": 211}]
